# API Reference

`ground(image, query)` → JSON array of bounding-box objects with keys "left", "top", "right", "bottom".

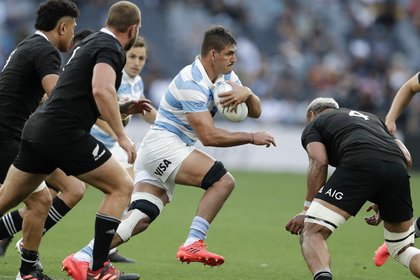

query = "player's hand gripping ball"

[{"left": 213, "top": 81, "right": 248, "bottom": 122}]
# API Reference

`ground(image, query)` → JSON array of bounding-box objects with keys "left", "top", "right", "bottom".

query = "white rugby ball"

[{"left": 213, "top": 81, "right": 248, "bottom": 122}]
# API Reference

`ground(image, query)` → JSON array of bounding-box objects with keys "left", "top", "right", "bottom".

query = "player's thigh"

[
  {"left": 76, "top": 156, "right": 133, "bottom": 196},
  {"left": 0, "top": 140, "right": 20, "bottom": 183},
  {"left": 134, "top": 181, "right": 170, "bottom": 205},
  {"left": 175, "top": 149, "right": 217, "bottom": 187},
  {"left": 0, "top": 165, "right": 47, "bottom": 212}
]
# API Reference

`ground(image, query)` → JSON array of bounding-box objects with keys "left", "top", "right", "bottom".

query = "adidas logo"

[
  {"left": 106, "top": 229, "right": 116, "bottom": 235},
  {"left": 186, "top": 248, "right": 201, "bottom": 254}
]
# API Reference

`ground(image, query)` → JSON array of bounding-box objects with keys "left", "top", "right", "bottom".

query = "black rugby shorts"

[
  {"left": 316, "top": 159, "right": 412, "bottom": 223},
  {"left": 14, "top": 134, "right": 112, "bottom": 176}
]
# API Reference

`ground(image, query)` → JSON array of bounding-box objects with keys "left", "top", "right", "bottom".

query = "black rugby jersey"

[
  {"left": 0, "top": 33, "right": 61, "bottom": 142},
  {"left": 301, "top": 108, "right": 406, "bottom": 167},
  {"left": 22, "top": 30, "right": 125, "bottom": 144}
]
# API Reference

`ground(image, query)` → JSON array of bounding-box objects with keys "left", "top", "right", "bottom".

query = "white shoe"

[{"left": 15, "top": 237, "right": 44, "bottom": 272}]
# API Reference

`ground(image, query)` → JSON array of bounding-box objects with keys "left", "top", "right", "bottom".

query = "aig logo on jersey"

[
  {"left": 154, "top": 159, "right": 172, "bottom": 176},
  {"left": 321, "top": 186, "right": 344, "bottom": 200}
]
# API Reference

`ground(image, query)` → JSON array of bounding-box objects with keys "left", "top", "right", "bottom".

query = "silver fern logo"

[{"left": 92, "top": 144, "right": 105, "bottom": 161}]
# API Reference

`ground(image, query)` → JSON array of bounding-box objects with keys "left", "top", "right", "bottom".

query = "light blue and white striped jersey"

[
  {"left": 153, "top": 56, "right": 241, "bottom": 146},
  {"left": 91, "top": 69, "right": 145, "bottom": 148}
]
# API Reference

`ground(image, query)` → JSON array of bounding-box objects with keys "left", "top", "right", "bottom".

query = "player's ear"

[
  {"left": 128, "top": 24, "right": 138, "bottom": 39},
  {"left": 58, "top": 20, "right": 66, "bottom": 36}
]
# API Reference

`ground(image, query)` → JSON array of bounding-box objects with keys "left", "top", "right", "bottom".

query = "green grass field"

[{"left": 0, "top": 170, "right": 418, "bottom": 279}]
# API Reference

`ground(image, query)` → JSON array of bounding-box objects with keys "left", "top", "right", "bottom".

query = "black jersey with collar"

[
  {"left": 301, "top": 108, "right": 406, "bottom": 167},
  {"left": 0, "top": 34, "right": 61, "bottom": 142},
  {"left": 22, "top": 31, "right": 125, "bottom": 144}
]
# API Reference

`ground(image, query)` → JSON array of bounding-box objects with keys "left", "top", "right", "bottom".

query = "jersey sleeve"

[
  {"left": 301, "top": 121, "right": 323, "bottom": 149},
  {"left": 34, "top": 45, "right": 61, "bottom": 79},
  {"left": 95, "top": 46, "right": 124, "bottom": 76}
]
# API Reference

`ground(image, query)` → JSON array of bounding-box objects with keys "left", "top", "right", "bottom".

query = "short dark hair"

[
  {"left": 72, "top": 28, "right": 94, "bottom": 46},
  {"left": 35, "top": 0, "right": 79, "bottom": 31},
  {"left": 105, "top": 1, "right": 141, "bottom": 33},
  {"left": 200, "top": 26, "right": 236, "bottom": 56}
]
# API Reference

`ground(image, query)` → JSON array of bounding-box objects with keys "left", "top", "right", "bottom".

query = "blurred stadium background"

[{"left": 3, "top": 0, "right": 420, "bottom": 170}]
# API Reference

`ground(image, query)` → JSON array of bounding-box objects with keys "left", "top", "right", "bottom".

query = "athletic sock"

[
  {"left": 19, "top": 248, "right": 39, "bottom": 275},
  {"left": 44, "top": 197, "right": 71, "bottom": 232},
  {"left": 184, "top": 216, "right": 210, "bottom": 246},
  {"left": 0, "top": 210, "right": 22, "bottom": 239},
  {"left": 414, "top": 217, "right": 420, "bottom": 238},
  {"left": 314, "top": 270, "right": 332, "bottom": 280},
  {"left": 91, "top": 213, "right": 120, "bottom": 271},
  {"left": 74, "top": 239, "right": 94, "bottom": 262}
]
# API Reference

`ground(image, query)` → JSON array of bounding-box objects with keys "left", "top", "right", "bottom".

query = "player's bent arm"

[
  {"left": 41, "top": 74, "right": 60, "bottom": 97},
  {"left": 395, "top": 138, "right": 412, "bottom": 170},
  {"left": 386, "top": 72, "right": 420, "bottom": 128},
  {"left": 305, "top": 142, "right": 328, "bottom": 209},
  {"left": 92, "top": 63, "right": 126, "bottom": 140},
  {"left": 245, "top": 88, "right": 262, "bottom": 118},
  {"left": 188, "top": 111, "right": 253, "bottom": 147}
]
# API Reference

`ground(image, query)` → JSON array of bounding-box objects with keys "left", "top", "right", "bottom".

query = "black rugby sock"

[
  {"left": 19, "top": 248, "right": 39, "bottom": 275},
  {"left": 44, "top": 197, "right": 71, "bottom": 232},
  {"left": 91, "top": 213, "right": 120, "bottom": 271},
  {"left": 314, "top": 270, "right": 333, "bottom": 280},
  {"left": 415, "top": 217, "right": 420, "bottom": 238},
  {"left": 0, "top": 210, "right": 22, "bottom": 239}
]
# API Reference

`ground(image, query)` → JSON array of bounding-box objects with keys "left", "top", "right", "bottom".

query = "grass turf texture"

[{"left": 0, "top": 171, "right": 418, "bottom": 279}]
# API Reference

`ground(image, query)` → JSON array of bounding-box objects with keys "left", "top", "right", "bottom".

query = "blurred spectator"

[{"left": 2, "top": 0, "right": 420, "bottom": 136}]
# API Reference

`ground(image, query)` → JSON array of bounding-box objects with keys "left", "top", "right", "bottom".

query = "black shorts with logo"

[
  {"left": 317, "top": 159, "right": 412, "bottom": 223},
  {"left": 14, "top": 133, "right": 112, "bottom": 176}
]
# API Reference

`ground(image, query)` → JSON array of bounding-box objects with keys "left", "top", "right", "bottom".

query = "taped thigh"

[{"left": 305, "top": 201, "right": 346, "bottom": 232}]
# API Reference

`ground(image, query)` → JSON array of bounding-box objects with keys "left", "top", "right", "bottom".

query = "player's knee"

[
  {"left": 69, "top": 181, "right": 86, "bottom": 202},
  {"left": 118, "top": 176, "right": 134, "bottom": 198},
  {"left": 25, "top": 189, "right": 52, "bottom": 216},
  {"left": 385, "top": 225, "right": 420, "bottom": 267},
  {"left": 54, "top": 180, "right": 86, "bottom": 204},
  {"left": 117, "top": 192, "right": 164, "bottom": 242},
  {"left": 201, "top": 161, "right": 231, "bottom": 190}
]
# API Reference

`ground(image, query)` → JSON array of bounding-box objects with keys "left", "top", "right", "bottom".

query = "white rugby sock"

[{"left": 73, "top": 239, "right": 94, "bottom": 262}]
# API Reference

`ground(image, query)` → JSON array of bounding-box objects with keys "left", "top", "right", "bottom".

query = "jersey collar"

[
  {"left": 100, "top": 27, "right": 117, "bottom": 39},
  {"left": 35, "top": 30, "right": 49, "bottom": 41}
]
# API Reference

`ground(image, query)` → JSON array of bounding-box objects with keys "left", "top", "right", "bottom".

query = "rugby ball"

[{"left": 213, "top": 81, "right": 248, "bottom": 122}]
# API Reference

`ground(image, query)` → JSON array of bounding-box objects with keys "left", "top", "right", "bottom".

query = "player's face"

[
  {"left": 58, "top": 17, "right": 77, "bottom": 52},
  {"left": 124, "top": 46, "right": 147, "bottom": 78},
  {"left": 214, "top": 44, "right": 237, "bottom": 74}
]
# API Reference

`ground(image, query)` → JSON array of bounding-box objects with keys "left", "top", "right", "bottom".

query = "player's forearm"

[
  {"left": 386, "top": 74, "right": 420, "bottom": 123},
  {"left": 199, "top": 128, "right": 253, "bottom": 147},
  {"left": 245, "top": 88, "right": 261, "bottom": 118},
  {"left": 306, "top": 160, "right": 327, "bottom": 203},
  {"left": 94, "top": 88, "right": 126, "bottom": 139}
]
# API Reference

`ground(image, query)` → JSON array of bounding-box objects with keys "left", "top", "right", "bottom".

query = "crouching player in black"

[{"left": 285, "top": 97, "right": 420, "bottom": 279}]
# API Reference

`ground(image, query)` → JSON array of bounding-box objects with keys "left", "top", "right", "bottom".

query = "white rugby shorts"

[{"left": 134, "top": 128, "right": 194, "bottom": 200}]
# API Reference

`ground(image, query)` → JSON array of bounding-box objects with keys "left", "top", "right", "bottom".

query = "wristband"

[{"left": 304, "top": 200, "right": 312, "bottom": 208}]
